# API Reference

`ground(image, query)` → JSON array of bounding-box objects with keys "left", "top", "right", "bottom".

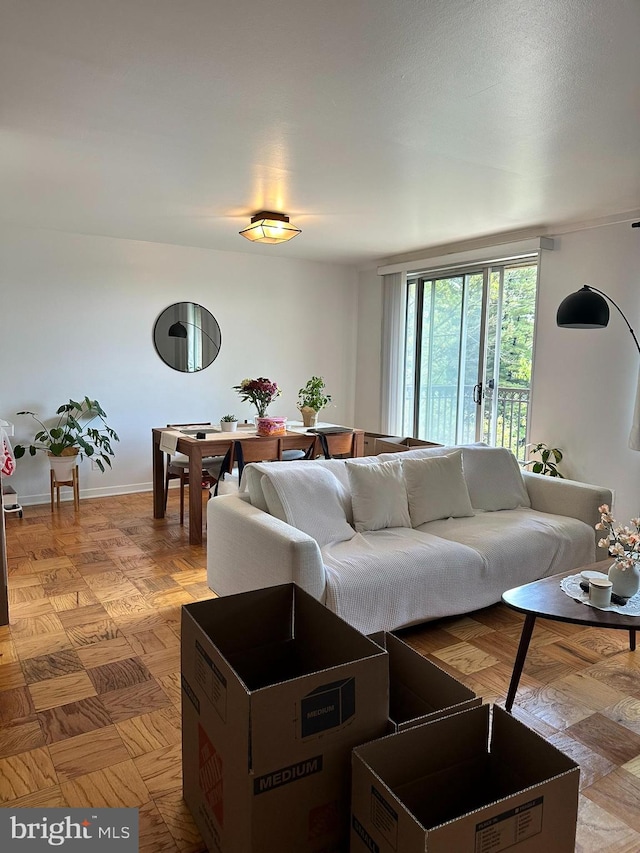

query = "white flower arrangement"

[{"left": 596, "top": 504, "right": 640, "bottom": 570}]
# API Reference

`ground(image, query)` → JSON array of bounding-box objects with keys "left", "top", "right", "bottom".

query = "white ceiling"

[{"left": 2, "top": 0, "right": 639, "bottom": 266}]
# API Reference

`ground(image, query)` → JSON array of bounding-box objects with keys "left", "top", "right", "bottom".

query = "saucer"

[{"left": 581, "top": 570, "right": 609, "bottom": 582}]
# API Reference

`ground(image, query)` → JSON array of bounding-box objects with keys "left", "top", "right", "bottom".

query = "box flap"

[
  {"left": 354, "top": 704, "right": 490, "bottom": 790},
  {"left": 491, "top": 705, "right": 579, "bottom": 780},
  {"left": 184, "top": 585, "right": 296, "bottom": 661},
  {"left": 384, "top": 634, "right": 476, "bottom": 720}
]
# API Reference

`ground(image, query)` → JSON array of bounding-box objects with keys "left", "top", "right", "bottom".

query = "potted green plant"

[
  {"left": 220, "top": 414, "right": 238, "bottom": 433},
  {"left": 297, "top": 376, "right": 332, "bottom": 427},
  {"left": 14, "top": 397, "right": 119, "bottom": 479},
  {"left": 523, "top": 442, "right": 564, "bottom": 477}
]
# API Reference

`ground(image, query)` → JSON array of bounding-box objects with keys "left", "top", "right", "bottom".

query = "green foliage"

[
  {"left": 524, "top": 442, "right": 564, "bottom": 478},
  {"left": 405, "top": 262, "right": 537, "bottom": 455},
  {"left": 13, "top": 397, "right": 119, "bottom": 473},
  {"left": 220, "top": 414, "right": 238, "bottom": 422},
  {"left": 297, "top": 376, "right": 332, "bottom": 411}
]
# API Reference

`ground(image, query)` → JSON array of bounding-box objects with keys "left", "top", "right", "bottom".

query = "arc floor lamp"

[
  {"left": 557, "top": 222, "right": 640, "bottom": 448},
  {"left": 556, "top": 285, "right": 640, "bottom": 355}
]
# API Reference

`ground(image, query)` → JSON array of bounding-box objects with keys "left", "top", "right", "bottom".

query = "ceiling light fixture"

[{"left": 239, "top": 211, "right": 301, "bottom": 244}]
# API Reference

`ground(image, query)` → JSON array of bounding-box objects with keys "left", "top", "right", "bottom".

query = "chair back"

[
  {"left": 210, "top": 445, "right": 234, "bottom": 496},
  {"left": 234, "top": 437, "right": 282, "bottom": 480},
  {"left": 319, "top": 431, "right": 357, "bottom": 459},
  {"left": 166, "top": 422, "right": 212, "bottom": 427}
]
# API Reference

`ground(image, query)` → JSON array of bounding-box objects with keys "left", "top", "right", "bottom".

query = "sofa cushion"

[
  {"left": 378, "top": 444, "right": 530, "bottom": 512},
  {"left": 458, "top": 446, "right": 530, "bottom": 511},
  {"left": 346, "top": 459, "right": 411, "bottom": 532},
  {"left": 260, "top": 465, "right": 354, "bottom": 548},
  {"left": 421, "top": 508, "right": 594, "bottom": 590},
  {"left": 403, "top": 450, "right": 474, "bottom": 526},
  {"left": 321, "top": 528, "right": 484, "bottom": 634}
]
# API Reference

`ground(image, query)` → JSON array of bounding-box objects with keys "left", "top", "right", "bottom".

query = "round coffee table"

[{"left": 501, "top": 561, "right": 638, "bottom": 712}]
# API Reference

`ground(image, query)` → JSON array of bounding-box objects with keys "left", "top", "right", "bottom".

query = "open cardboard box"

[
  {"left": 368, "top": 632, "right": 480, "bottom": 731},
  {"left": 372, "top": 436, "right": 443, "bottom": 455},
  {"left": 351, "top": 704, "right": 579, "bottom": 853},
  {"left": 181, "top": 584, "right": 389, "bottom": 853}
]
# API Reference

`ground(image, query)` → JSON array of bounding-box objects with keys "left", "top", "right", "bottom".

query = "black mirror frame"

[{"left": 153, "top": 302, "right": 222, "bottom": 373}]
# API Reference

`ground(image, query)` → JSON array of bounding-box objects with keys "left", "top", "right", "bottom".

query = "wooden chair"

[
  {"left": 209, "top": 435, "right": 318, "bottom": 497},
  {"left": 318, "top": 430, "right": 357, "bottom": 459},
  {"left": 164, "top": 423, "right": 226, "bottom": 524},
  {"left": 207, "top": 445, "right": 234, "bottom": 497},
  {"left": 234, "top": 437, "right": 283, "bottom": 483}
]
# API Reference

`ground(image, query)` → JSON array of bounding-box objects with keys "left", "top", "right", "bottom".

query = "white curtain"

[
  {"left": 380, "top": 272, "right": 407, "bottom": 435},
  {"left": 629, "top": 367, "right": 640, "bottom": 450}
]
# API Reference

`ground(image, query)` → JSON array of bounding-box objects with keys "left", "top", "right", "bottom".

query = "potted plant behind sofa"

[
  {"left": 14, "top": 397, "right": 119, "bottom": 480},
  {"left": 297, "top": 376, "right": 332, "bottom": 427},
  {"left": 523, "top": 442, "right": 564, "bottom": 478},
  {"left": 220, "top": 414, "right": 238, "bottom": 433}
]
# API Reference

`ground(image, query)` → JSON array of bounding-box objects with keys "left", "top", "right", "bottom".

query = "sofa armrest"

[
  {"left": 206, "top": 494, "right": 326, "bottom": 600},
  {"left": 523, "top": 470, "right": 613, "bottom": 553}
]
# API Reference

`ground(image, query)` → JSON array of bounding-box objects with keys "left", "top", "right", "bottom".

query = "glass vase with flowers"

[{"left": 233, "top": 378, "right": 286, "bottom": 435}]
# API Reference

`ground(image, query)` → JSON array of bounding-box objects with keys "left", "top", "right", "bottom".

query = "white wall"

[
  {"left": 530, "top": 221, "right": 640, "bottom": 521},
  {"left": 2, "top": 226, "right": 358, "bottom": 504},
  {"left": 354, "top": 268, "right": 384, "bottom": 432},
  {"left": 355, "top": 220, "right": 640, "bottom": 521}
]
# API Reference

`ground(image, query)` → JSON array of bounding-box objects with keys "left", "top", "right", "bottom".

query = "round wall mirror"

[{"left": 153, "top": 302, "right": 222, "bottom": 373}]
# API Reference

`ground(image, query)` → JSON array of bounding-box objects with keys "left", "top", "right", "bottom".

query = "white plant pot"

[
  {"left": 49, "top": 452, "right": 78, "bottom": 483},
  {"left": 220, "top": 421, "right": 238, "bottom": 432}
]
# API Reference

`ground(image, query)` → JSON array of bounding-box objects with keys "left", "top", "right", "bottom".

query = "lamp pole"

[{"left": 582, "top": 285, "right": 640, "bottom": 355}]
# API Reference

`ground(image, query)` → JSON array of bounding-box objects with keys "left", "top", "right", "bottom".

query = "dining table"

[{"left": 152, "top": 422, "right": 364, "bottom": 545}]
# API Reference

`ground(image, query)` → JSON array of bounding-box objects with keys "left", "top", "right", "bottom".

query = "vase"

[
  {"left": 220, "top": 421, "right": 237, "bottom": 432},
  {"left": 300, "top": 406, "right": 318, "bottom": 428},
  {"left": 255, "top": 417, "right": 287, "bottom": 437},
  {"left": 608, "top": 561, "right": 640, "bottom": 599}
]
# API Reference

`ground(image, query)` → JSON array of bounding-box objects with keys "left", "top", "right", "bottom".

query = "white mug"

[{"left": 589, "top": 578, "right": 613, "bottom": 608}]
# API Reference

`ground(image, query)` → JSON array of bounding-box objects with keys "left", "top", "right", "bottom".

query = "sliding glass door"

[{"left": 403, "top": 260, "right": 537, "bottom": 459}]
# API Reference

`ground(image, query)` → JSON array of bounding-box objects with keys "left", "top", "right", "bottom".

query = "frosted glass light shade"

[{"left": 239, "top": 211, "right": 301, "bottom": 244}]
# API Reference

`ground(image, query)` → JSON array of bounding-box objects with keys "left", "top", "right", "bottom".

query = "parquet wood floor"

[{"left": 2, "top": 491, "right": 640, "bottom": 851}]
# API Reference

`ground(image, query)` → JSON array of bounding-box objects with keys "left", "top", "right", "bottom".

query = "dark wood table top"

[{"left": 502, "top": 560, "right": 640, "bottom": 631}]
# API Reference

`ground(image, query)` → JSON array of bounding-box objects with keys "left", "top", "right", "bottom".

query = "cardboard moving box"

[
  {"left": 182, "top": 584, "right": 389, "bottom": 853},
  {"left": 372, "top": 436, "right": 442, "bottom": 455},
  {"left": 368, "top": 632, "right": 480, "bottom": 731},
  {"left": 351, "top": 704, "right": 579, "bottom": 853}
]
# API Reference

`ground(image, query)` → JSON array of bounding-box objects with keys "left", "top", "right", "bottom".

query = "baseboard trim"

[{"left": 16, "top": 482, "right": 155, "bottom": 507}]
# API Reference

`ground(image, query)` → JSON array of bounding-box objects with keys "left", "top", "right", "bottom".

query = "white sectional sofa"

[{"left": 206, "top": 444, "right": 612, "bottom": 634}]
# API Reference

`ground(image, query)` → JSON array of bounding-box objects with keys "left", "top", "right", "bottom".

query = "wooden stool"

[{"left": 50, "top": 467, "right": 80, "bottom": 511}]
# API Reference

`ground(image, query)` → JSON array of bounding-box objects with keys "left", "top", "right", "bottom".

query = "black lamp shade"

[
  {"left": 168, "top": 321, "right": 188, "bottom": 338},
  {"left": 556, "top": 286, "right": 610, "bottom": 329}
]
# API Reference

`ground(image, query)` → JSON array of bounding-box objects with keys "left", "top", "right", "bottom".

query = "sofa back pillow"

[
  {"left": 403, "top": 450, "right": 474, "bottom": 526},
  {"left": 260, "top": 465, "right": 354, "bottom": 547},
  {"left": 346, "top": 459, "right": 411, "bottom": 532},
  {"left": 459, "top": 445, "right": 530, "bottom": 511},
  {"left": 378, "top": 443, "right": 530, "bottom": 512}
]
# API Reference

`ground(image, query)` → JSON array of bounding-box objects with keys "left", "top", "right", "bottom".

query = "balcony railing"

[
  {"left": 492, "top": 387, "right": 531, "bottom": 461},
  {"left": 417, "top": 385, "right": 530, "bottom": 461}
]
